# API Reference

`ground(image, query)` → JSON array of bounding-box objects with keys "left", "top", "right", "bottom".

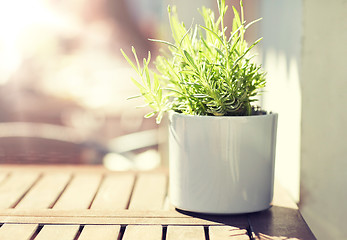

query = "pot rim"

[{"left": 169, "top": 110, "right": 278, "bottom": 120}]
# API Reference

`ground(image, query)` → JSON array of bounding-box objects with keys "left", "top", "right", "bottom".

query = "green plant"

[{"left": 121, "top": 0, "right": 266, "bottom": 123}]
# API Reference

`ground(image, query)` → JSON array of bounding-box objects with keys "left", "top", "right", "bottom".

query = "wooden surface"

[{"left": 0, "top": 165, "right": 316, "bottom": 240}]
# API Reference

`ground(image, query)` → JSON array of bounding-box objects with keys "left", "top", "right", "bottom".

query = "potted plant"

[{"left": 121, "top": 0, "right": 278, "bottom": 214}]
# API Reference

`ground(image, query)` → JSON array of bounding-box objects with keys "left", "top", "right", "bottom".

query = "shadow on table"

[
  {"left": 249, "top": 206, "right": 316, "bottom": 240},
  {"left": 176, "top": 205, "right": 316, "bottom": 240},
  {"left": 175, "top": 208, "right": 250, "bottom": 233}
]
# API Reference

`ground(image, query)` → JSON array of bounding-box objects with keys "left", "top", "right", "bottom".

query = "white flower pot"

[{"left": 168, "top": 111, "right": 278, "bottom": 214}]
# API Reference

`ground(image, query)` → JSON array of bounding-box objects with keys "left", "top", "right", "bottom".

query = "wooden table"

[{"left": 0, "top": 165, "right": 315, "bottom": 240}]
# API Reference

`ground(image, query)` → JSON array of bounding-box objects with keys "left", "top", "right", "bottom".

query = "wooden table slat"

[
  {"left": 53, "top": 173, "right": 102, "bottom": 210},
  {"left": 0, "top": 172, "right": 40, "bottom": 209},
  {"left": 129, "top": 173, "right": 167, "bottom": 210},
  {"left": 0, "top": 216, "right": 246, "bottom": 226},
  {"left": 78, "top": 225, "right": 121, "bottom": 240},
  {"left": 166, "top": 226, "right": 206, "bottom": 240},
  {"left": 91, "top": 174, "right": 135, "bottom": 210},
  {"left": 0, "top": 224, "right": 38, "bottom": 240},
  {"left": 34, "top": 225, "right": 80, "bottom": 240},
  {"left": 209, "top": 226, "right": 250, "bottom": 240},
  {"left": 123, "top": 225, "right": 163, "bottom": 240},
  {"left": 15, "top": 173, "right": 71, "bottom": 209}
]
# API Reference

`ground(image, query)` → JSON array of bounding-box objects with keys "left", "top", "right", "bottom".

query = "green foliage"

[{"left": 121, "top": 0, "right": 266, "bottom": 123}]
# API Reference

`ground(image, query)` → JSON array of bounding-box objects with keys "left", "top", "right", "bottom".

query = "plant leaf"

[
  {"left": 145, "top": 112, "right": 156, "bottom": 118},
  {"left": 127, "top": 94, "right": 143, "bottom": 100},
  {"left": 143, "top": 58, "right": 151, "bottom": 88},
  {"left": 148, "top": 38, "right": 178, "bottom": 49},
  {"left": 130, "top": 77, "right": 146, "bottom": 92},
  {"left": 179, "top": 21, "right": 194, "bottom": 47},
  {"left": 200, "top": 26, "right": 225, "bottom": 46},
  {"left": 232, "top": 6, "right": 241, "bottom": 29},
  {"left": 183, "top": 50, "right": 197, "bottom": 69},
  {"left": 245, "top": 18, "right": 262, "bottom": 30},
  {"left": 232, "top": 37, "right": 263, "bottom": 69},
  {"left": 131, "top": 46, "right": 141, "bottom": 72},
  {"left": 120, "top": 49, "right": 140, "bottom": 75}
]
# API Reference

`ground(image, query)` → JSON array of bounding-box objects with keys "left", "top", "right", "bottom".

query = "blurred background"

[
  {"left": 0, "top": 0, "right": 346, "bottom": 239},
  {"left": 0, "top": 0, "right": 166, "bottom": 168}
]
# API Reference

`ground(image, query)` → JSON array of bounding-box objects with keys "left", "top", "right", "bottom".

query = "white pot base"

[{"left": 173, "top": 204, "right": 273, "bottom": 215}]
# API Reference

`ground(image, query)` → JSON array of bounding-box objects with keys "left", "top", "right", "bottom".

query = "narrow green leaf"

[
  {"left": 183, "top": 50, "right": 197, "bottom": 69},
  {"left": 229, "top": 35, "right": 241, "bottom": 54},
  {"left": 146, "top": 50, "right": 151, "bottom": 63},
  {"left": 120, "top": 49, "right": 140, "bottom": 75},
  {"left": 158, "top": 87, "right": 162, "bottom": 102},
  {"left": 232, "top": 37, "right": 263, "bottom": 69},
  {"left": 127, "top": 94, "right": 143, "bottom": 100},
  {"left": 135, "top": 103, "right": 149, "bottom": 108},
  {"left": 130, "top": 78, "right": 147, "bottom": 95},
  {"left": 214, "top": 47, "right": 224, "bottom": 57},
  {"left": 179, "top": 21, "right": 193, "bottom": 47},
  {"left": 245, "top": 18, "right": 262, "bottom": 30},
  {"left": 232, "top": 6, "right": 241, "bottom": 28},
  {"left": 179, "top": 69, "right": 199, "bottom": 76},
  {"left": 131, "top": 47, "right": 141, "bottom": 72},
  {"left": 148, "top": 38, "right": 178, "bottom": 49},
  {"left": 153, "top": 73, "right": 160, "bottom": 92},
  {"left": 228, "top": 24, "right": 243, "bottom": 43},
  {"left": 217, "top": 0, "right": 225, "bottom": 14},
  {"left": 193, "top": 94, "right": 209, "bottom": 98},
  {"left": 200, "top": 26, "right": 225, "bottom": 46},
  {"left": 162, "top": 58, "right": 181, "bottom": 83},
  {"left": 201, "top": 36, "right": 212, "bottom": 53},
  {"left": 145, "top": 112, "right": 156, "bottom": 118},
  {"left": 143, "top": 53, "right": 151, "bottom": 88},
  {"left": 163, "top": 88, "right": 182, "bottom": 95},
  {"left": 156, "top": 111, "right": 164, "bottom": 124}
]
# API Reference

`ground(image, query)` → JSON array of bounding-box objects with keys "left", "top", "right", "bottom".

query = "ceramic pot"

[{"left": 168, "top": 111, "right": 278, "bottom": 214}]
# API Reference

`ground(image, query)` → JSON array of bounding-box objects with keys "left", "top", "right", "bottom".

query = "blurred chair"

[
  {"left": 0, "top": 122, "right": 103, "bottom": 164},
  {"left": 0, "top": 121, "right": 161, "bottom": 167},
  {"left": 0, "top": 84, "right": 161, "bottom": 167}
]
